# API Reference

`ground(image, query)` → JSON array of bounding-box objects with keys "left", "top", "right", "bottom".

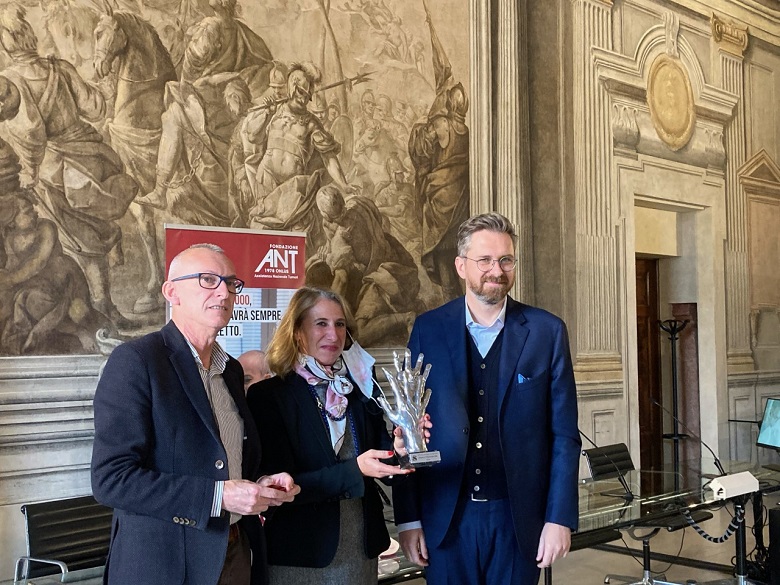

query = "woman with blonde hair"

[{"left": 247, "top": 286, "right": 416, "bottom": 584}]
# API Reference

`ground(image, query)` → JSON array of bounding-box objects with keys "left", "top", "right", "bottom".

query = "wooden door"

[{"left": 636, "top": 258, "right": 664, "bottom": 471}]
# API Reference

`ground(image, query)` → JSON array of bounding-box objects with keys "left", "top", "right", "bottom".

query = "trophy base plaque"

[{"left": 399, "top": 450, "right": 441, "bottom": 469}]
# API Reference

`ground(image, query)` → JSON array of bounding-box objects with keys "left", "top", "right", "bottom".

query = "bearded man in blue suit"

[{"left": 393, "top": 213, "right": 581, "bottom": 584}]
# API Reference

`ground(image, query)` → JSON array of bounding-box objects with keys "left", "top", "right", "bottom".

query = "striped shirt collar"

[{"left": 185, "top": 339, "right": 229, "bottom": 375}]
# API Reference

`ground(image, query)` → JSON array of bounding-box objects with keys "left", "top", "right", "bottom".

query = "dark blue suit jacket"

[
  {"left": 393, "top": 296, "right": 581, "bottom": 560},
  {"left": 91, "top": 321, "right": 265, "bottom": 585}
]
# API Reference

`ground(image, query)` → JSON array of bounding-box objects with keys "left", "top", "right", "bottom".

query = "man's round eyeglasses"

[
  {"left": 461, "top": 256, "right": 517, "bottom": 273},
  {"left": 171, "top": 272, "right": 245, "bottom": 294}
]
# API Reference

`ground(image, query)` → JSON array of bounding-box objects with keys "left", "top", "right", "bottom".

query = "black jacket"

[
  {"left": 92, "top": 321, "right": 266, "bottom": 584},
  {"left": 247, "top": 371, "right": 393, "bottom": 568}
]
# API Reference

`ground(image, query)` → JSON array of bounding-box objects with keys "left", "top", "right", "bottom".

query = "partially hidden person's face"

[
  {"left": 456, "top": 230, "right": 516, "bottom": 305},
  {"left": 240, "top": 353, "right": 271, "bottom": 391},
  {"left": 297, "top": 298, "right": 347, "bottom": 367},
  {"left": 167, "top": 248, "right": 237, "bottom": 335}
]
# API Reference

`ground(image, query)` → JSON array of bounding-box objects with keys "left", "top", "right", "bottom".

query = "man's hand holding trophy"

[{"left": 377, "top": 349, "right": 440, "bottom": 469}]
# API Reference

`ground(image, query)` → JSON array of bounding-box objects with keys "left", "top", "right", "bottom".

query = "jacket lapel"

[
  {"left": 162, "top": 321, "right": 222, "bottom": 447},
  {"left": 442, "top": 298, "right": 469, "bottom": 408},
  {"left": 286, "top": 374, "right": 336, "bottom": 459},
  {"left": 496, "top": 298, "right": 529, "bottom": 409}
]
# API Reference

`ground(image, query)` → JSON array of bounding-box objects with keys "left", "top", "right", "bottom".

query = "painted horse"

[{"left": 93, "top": 11, "right": 177, "bottom": 313}]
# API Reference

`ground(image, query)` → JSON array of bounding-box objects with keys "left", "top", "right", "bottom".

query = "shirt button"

[
  {"left": 478, "top": 389, "right": 485, "bottom": 396},
  {"left": 477, "top": 416, "right": 484, "bottom": 423},
  {"left": 474, "top": 485, "right": 481, "bottom": 492},
  {"left": 480, "top": 364, "right": 486, "bottom": 370},
  {"left": 475, "top": 469, "right": 482, "bottom": 475},
  {"left": 476, "top": 442, "right": 483, "bottom": 449},
  {"left": 215, "top": 460, "right": 225, "bottom": 469}
]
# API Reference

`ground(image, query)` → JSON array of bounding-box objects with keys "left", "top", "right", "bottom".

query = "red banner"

[
  {"left": 165, "top": 224, "right": 305, "bottom": 288},
  {"left": 165, "top": 224, "right": 306, "bottom": 355}
]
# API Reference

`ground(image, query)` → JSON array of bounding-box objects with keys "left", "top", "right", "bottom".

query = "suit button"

[
  {"left": 215, "top": 460, "right": 225, "bottom": 469},
  {"left": 173, "top": 517, "right": 180, "bottom": 523},
  {"left": 480, "top": 364, "right": 486, "bottom": 370},
  {"left": 475, "top": 469, "right": 482, "bottom": 475},
  {"left": 462, "top": 427, "right": 469, "bottom": 434},
  {"left": 344, "top": 491, "right": 351, "bottom": 499},
  {"left": 476, "top": 442, "right": 483, "bottom": 449},
  {"left": 477, "top": 416, "right": 484, "bottom": 423},
  {"left": 191, "top": 520, "right": 196, "bottom": 527},
  {"left": 478, "top": 389, "right": 485, "bottom": 396}
]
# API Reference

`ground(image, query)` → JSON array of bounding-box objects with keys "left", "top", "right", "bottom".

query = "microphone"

[
  {"left": 579, "top": 429, "right": 634, "bottom": 501},
  {"left": 651, "top": 398, "right": 726, "bottom": 476}
]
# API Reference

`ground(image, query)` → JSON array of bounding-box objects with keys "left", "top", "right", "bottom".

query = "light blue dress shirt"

[{"left": 465, "top": 298, "right": 507, "bottom": 357}]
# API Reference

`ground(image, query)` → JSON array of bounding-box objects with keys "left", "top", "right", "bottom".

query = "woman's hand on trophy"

[{"left": 357, "top": 449, "right": 413, "bottom": 478}]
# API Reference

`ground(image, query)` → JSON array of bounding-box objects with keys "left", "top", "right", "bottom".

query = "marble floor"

[{"left": 403, "top": 492, "right": 779, "bottom": 584}]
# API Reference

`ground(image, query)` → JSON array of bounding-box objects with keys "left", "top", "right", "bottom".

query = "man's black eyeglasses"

[
  {"left": 171, "top": 273, "right": 245, "bottom": 294},
  {"left": 460, "top": 256, "right": 517, "bottom": 273}
]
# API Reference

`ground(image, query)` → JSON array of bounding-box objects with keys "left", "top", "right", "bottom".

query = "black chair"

[
  {"left": 581, "top": 443, "right": 713, "bottom": 585},
  {"left": 14, "top": 495, "right": 113, "bottom": 582},
  {"left": 583, "top": 443, "right": 635, "bottom": 500}
]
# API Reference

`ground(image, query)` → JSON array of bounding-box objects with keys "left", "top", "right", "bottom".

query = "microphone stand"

[
  {"left": 579, "top": 430, "right": 634, "bottom": 502},
  {"left": 651, "top": 398, "right": 726, "bottom": 477}
]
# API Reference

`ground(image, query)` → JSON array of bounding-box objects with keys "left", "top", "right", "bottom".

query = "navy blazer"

[
  {"left": 393, "top": 296, "right": 581, "bottom": 560},
  {"left": 247, "top": 372, "right": 392, "bottom": 568},
  {"left": 91, "top": 321, "right": 265, "bottom": 585}
]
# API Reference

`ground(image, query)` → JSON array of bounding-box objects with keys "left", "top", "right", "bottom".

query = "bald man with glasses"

[
  {"left": 393, "top": 213, "right": 581, "bottom": 585},
  {"left": 92, "top": 243, "right": 300, "bottom": 585}
]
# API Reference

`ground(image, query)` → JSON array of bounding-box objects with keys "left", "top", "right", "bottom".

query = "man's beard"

[{"left": 469, "top": 275, "right": 511, "bottom": 305}]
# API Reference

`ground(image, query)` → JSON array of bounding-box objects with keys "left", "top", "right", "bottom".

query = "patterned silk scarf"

[{"left": 294, "top": 355, "right": 353, "bottom": 452}]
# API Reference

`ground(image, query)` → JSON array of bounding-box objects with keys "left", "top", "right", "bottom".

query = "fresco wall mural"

[{"left": 0, "top": 0, "right": 470, "bottom": 355}]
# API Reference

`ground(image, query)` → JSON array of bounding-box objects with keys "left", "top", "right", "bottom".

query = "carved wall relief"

[{"left": 647, "top": 53, "right": 696, "bottom": 151}]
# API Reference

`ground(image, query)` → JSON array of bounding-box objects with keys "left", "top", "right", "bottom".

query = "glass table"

[{"left": 576, "top": 460, "right": 780, "bottom": 585}]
